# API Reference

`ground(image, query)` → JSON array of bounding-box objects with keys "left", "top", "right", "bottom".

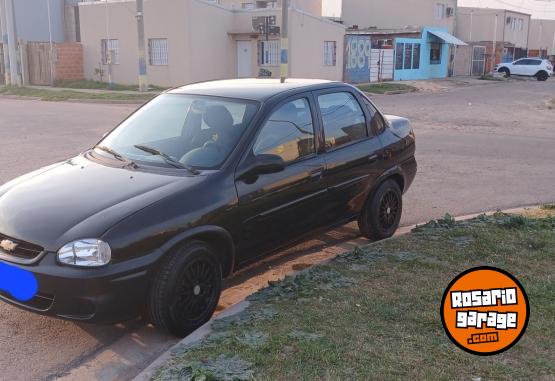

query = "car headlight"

[{"left": 57, "top": 239, "right": 111, "bottom": 267}]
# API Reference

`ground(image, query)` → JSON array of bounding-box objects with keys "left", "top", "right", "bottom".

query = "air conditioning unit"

[{"left": 446, "top": 7, "right": 454, "bottom": 17}]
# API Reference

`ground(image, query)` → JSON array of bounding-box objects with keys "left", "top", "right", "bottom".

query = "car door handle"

[
  {"left": 309, "top": 168, "right": 323, "bottom": 180},
  {"left": 381, "top": 150, "right": 393, "bottom": 160},
  {"left": 368, "top": 154, "right": 379, "bottom": 163}
]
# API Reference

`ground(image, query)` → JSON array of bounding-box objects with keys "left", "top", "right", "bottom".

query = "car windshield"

[{"left": 98, "top": 94, "right": 259, "bottom": 170}]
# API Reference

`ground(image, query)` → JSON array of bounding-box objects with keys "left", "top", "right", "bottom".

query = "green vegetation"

[
  {"left": 0, "top": 86, "right": 155, "bottom": 102},
  {"left": 356, "top": 83, "right": 417, "bottom": 94},
  {"left": 478, "top": 74, "right": 506, "bottom": 81},
  {"left": 153, "top": 210, "right": 555, "bottom": 381},
  {"left": 541, "top": 203, "right": 555, "bottom": 210},
  {"left": 53, "top": 79, "right": 167, "bottom": 92}
]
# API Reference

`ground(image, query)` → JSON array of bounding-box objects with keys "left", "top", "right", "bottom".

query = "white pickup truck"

[{"left": 495, "top": 58, "right": 553, "bottom": 81}]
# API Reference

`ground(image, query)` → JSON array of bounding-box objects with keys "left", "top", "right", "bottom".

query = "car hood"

[{"left": 0, "top": 155, "right": 200, "bottom": 251}]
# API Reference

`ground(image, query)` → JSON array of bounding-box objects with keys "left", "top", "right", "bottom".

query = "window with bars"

[
  {"left": 323, "top": 41, "right": 337, "bottom": 66},
  {"left": 101, "top": 39, "right": 119, "bottom": 65},
  {"left": 149, "top": 38, "right": 169, "bottom": 66},
  {"left": 258, "top": 40, "right": 280, "bottom": 66}
]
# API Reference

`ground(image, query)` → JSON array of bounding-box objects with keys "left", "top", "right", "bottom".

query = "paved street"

[{"left": 0, "top": 79, "right": 554, "bottom": 380}]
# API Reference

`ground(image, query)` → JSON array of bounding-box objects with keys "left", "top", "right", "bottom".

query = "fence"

[{"left": 23, "top": 41, "right": 84, "bottom": 85}]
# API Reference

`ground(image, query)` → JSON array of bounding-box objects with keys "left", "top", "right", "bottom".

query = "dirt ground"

[{"left": 0, "top": 78, "right": 554, "bottom": 381}]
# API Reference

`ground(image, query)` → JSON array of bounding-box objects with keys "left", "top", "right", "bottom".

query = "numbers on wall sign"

[{"left": 345, "top": 37, "right": 371, "bottom": 70}]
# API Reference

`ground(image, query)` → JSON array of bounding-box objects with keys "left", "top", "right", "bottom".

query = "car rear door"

[
  {"left": 235, "top": 93, "right": 328, "bottom": 263},
  {"left": 527, "top": 59, "right": 542, "bottom": 75},
  {"left": 314, "top": 88, "right": 384, "bottom": 223}
]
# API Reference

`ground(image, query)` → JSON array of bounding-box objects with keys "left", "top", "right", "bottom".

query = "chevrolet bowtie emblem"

[{"left": 0, "top": 239, "right": 18, "bottom": 252}]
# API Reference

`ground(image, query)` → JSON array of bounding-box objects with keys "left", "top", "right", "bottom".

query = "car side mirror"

[{"left": 237, "top": 154, "right": 285, "bottom": 182}]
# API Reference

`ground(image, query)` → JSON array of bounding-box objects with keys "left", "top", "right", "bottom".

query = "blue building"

[{"left": 393, "top": 27, "right": 466, "bottom": 81}]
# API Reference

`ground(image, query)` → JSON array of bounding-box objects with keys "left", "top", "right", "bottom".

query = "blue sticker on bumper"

[{"left": 0, "top": 262, "right": 38, "bottom": 301}]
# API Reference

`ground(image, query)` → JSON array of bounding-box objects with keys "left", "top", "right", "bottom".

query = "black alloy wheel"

[
  {"left": 148, "top": 241, "right": 222, "bottom": 337},
  {"left": 358, "top": 179, "right": 403, "bottom": 241}
]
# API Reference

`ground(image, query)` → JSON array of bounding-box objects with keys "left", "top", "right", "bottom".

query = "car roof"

[{"left": 168, "top": 78, "right": 344, "bottom": 101}]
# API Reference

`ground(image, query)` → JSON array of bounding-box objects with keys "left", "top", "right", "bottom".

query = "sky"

[{"left": 322, "top": 0, "right": 555, "bottom": 19}]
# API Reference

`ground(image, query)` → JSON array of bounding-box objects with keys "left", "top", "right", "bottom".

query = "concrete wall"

[
  {"left": 289, "top": 9, "right": 344, "bottom": 79},
  {"left": 341, "top": 0, "right": 457, "bottom": 34},
  {"left": 529, "top": 19, "right": 555, "bottom": 55},
  {"left": 456, "top": 8, "right": 530, "bottom": 48},
  {"left": 186, "top": 0, "right": 235, "bottom": 83},
  {"left": 80, "top": 0, "right": 192, "bottom": 87},
  {"left": 11, "top": 0, "right": 65, "bottom": 42}
]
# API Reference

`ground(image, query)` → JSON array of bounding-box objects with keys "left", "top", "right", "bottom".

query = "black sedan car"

[{"left": 0, "top": 79, "right": 416, "bottom": 336}]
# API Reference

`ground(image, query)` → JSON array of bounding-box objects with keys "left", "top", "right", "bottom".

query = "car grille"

[{"left": 0, "top": 232, "right": 44, "bottom": 263}]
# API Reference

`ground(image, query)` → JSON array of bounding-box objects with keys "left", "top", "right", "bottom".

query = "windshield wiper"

[
  {"left": 94, "top": 145, "right": 137, "bottom": 168},
  {"left": 134, "top": 144, "right": 199, "bottom": 174}
]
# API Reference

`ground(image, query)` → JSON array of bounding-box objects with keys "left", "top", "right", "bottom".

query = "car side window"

[
  {"left": 530, "top": 60, "right": 541, "bottom": 66},
  {"left": 363, "top": 98, "right": 386, "bottom": 135},
  {"left": 317, "top": 92, "right": 367, "bottom": 150},
  {"left": 253, "top": 98, "right": 315, "bottom": 164}
]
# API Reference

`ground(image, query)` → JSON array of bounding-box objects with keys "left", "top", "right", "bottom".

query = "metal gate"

[
  {"left": 27, "top": 42, "right": 53, "bottom": 85},
  {"left": 370, "top": 49, "right": 394, "bottom": 82},
  {"left": 471, "top": 46, "right": 486, "bottom": 76}
]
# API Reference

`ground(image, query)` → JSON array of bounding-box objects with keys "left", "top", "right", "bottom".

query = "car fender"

[{"left": 157, "top": 225, "right": 236, "bottom": 277}]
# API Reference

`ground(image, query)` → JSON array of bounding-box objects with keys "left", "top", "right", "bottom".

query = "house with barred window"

[{"left": 78, "top": 0, "right": 345, "bottom": 87}]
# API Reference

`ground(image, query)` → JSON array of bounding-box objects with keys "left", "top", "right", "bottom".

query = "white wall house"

[{"left": 79, "top": 0, "right": 344, "bottom": 87}]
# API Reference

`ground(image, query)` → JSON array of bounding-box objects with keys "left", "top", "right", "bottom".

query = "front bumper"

[{"left": 0, "top": 249, "right": 163, "bottom": 323}]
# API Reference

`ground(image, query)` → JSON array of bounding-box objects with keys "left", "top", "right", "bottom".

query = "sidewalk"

[{"left": 0, "top": 85, "right": 157, "bottom": 103}]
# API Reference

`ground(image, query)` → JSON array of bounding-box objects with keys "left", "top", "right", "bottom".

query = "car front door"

[
  {"left": 315, "top": 89, "right": 384, "bottom": 223},
  {"left": 511, "top": 59, "right": 528, "bottom": 75},
  {"left": 235, "top": 94, "right": 328, "bottom": 263}
]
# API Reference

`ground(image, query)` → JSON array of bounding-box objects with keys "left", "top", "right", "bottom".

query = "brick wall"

[{"left": 54, "top": 42, "right": 84, "bottom": 81}]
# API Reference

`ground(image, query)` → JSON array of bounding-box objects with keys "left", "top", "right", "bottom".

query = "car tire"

[
  {"left": 498, "top": 68, "right": 510, "bottom": 78},
  {"left": 147, "top": 240, "right": 222, "bottom": 337},
  {"left": 536, "top": 71, "right": 548, "bottom": 81},
  {"left": 358, "top": 179, "right": 403, "bottom": 241}
]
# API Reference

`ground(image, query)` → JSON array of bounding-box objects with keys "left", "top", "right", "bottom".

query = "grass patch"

[
  {"left": 356, "top": 83, "right": 417, "bottom": 94},
  {"left": 541, "top": 203, "right": 555, "bottom": 210},
  {"left": 53, "top": 79, "right": 167, "bottom": 92},
  {"left": 154, "top": 212, "right": 555, "bottom": 381},
  {"left": 478, "top": 74, "right": 506, "bottom": 81},
  {"left": 0, "top": 86, "right": 155, "bottom": 102}
]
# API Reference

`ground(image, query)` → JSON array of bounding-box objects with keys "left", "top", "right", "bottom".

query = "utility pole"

[
  {"left": 104, "top": 0, "right": 113, "bottom": 88},
  {"left": 469, "top": 9, "right": 473, "bottom": 42},
  {"left": 136, "top": 0, "right": 148, "bottom": 91},
  {"left": 46, "top": 0, "right": 55, "bottom": 86},
  {"left": 0, "top": 0, "right": 10, "bottom": 85},
  {"left": 492, "top": 13, "right": 498, "bottom": 71},
  {"left": 4, "top": 0, "right": 18, "bottom": 86},
  {"left": 280, "top": 0, "right": 288, "bottom": 83}
]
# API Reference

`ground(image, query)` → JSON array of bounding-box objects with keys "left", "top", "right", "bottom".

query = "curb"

[
  {"left": 133, "top": 301, "right": 251, "bottom": 381},
  {"left": 132, "top": 205, "right": 544, "bottom": 381}
]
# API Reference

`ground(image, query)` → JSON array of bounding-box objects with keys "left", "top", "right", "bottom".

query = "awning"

[{"left": 428, "top": 30, "right": 467, "bottom": 46}]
